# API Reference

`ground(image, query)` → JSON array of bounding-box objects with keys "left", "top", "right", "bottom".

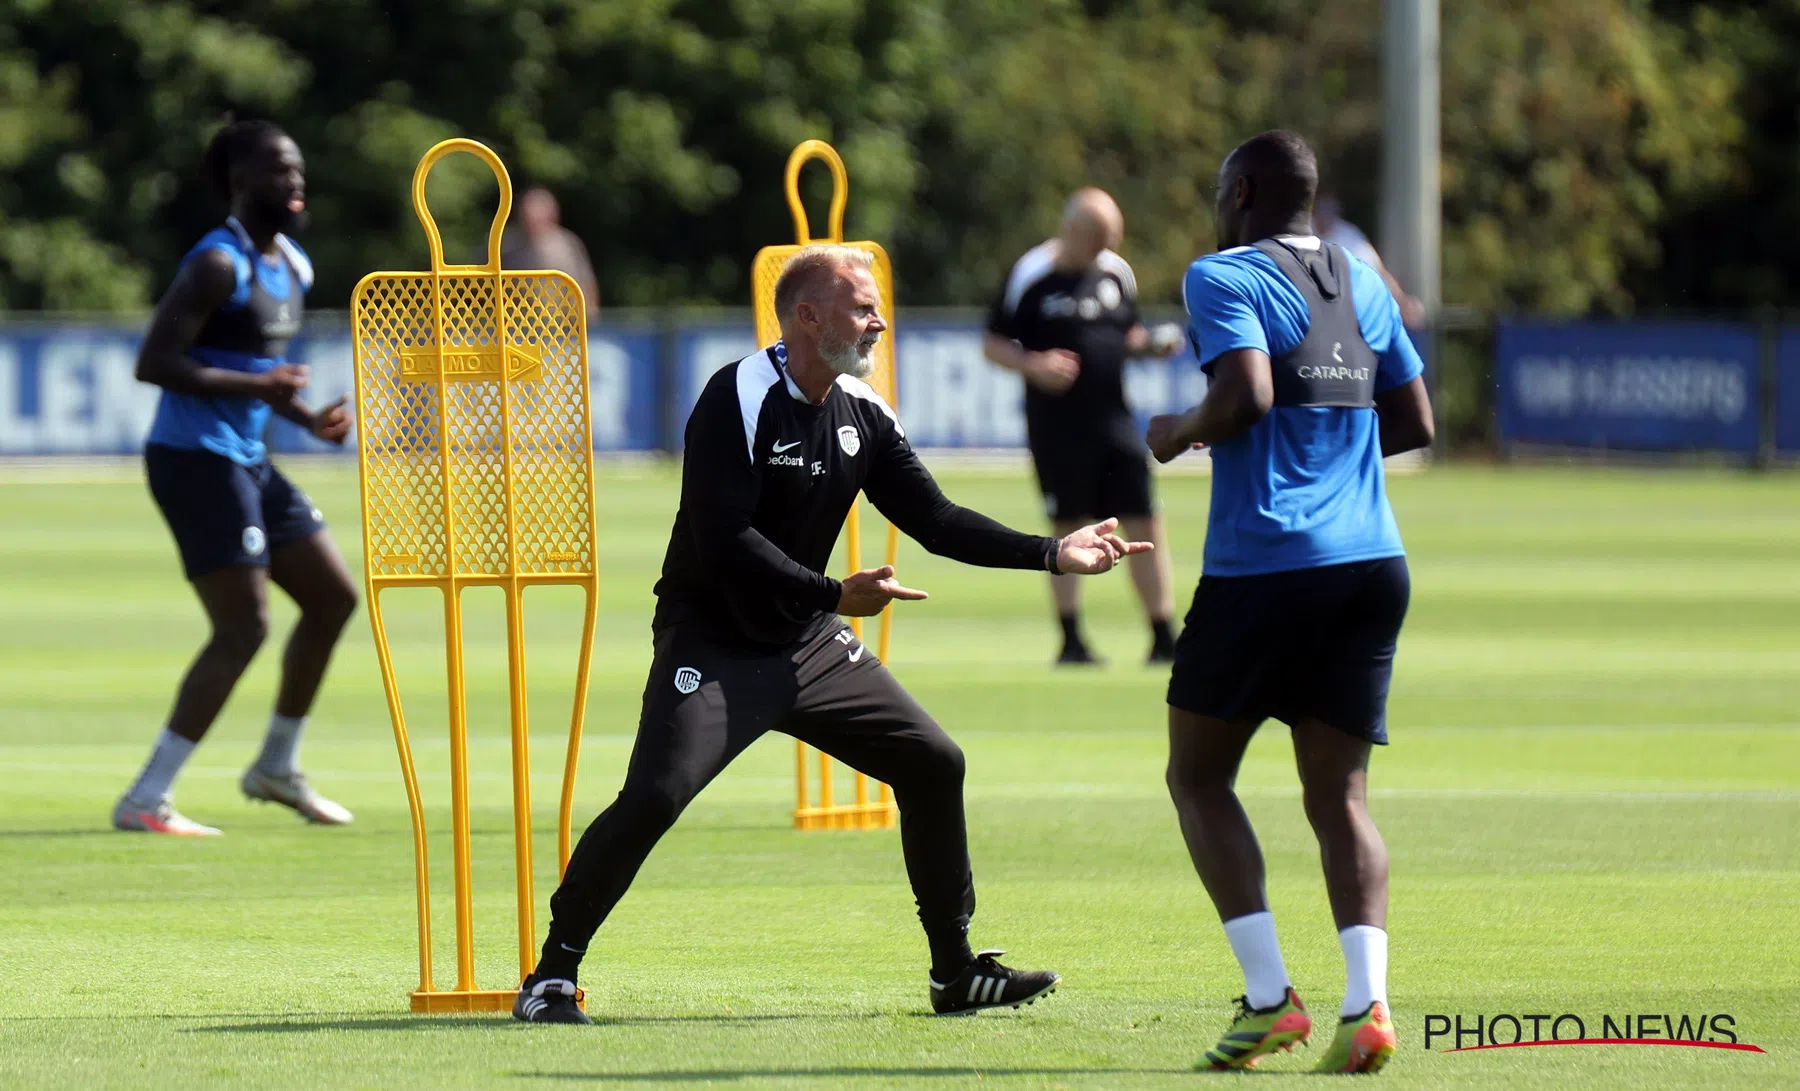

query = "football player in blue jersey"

[
  {"left": 117, "top": 120, "right": 357, "bottom": 835},
  {"left": 1148, "top": 131, "right": 1435, "bottom": 1073}
]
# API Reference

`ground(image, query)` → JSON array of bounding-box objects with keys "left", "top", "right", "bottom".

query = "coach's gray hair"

[{"left": 773, "top": 244, "right": 874, "bottom": 325}]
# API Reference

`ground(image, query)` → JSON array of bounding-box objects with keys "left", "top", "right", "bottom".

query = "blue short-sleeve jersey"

[
  {"left": 1182, "top": 236, "right": 1423, "bottom": 576},
  {"left": 145, "top": 219, "right": 311, "bottom": 466}
]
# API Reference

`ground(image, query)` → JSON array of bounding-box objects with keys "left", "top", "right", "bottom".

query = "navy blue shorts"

[
  {"left": 1166, "top": 556, "right": 1410, "bottom": 743},
  {"left": 145, "top": 444, "right": 327, "bottom": 579}
]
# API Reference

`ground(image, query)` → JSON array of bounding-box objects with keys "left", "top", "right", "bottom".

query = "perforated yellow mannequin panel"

[{"left": 358, "top": 274, "right": 595, "bottom": 580}]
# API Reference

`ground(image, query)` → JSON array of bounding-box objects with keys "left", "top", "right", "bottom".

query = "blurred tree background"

[{"left": 0, "top": 0, "right": 1785, "bottom": 315}]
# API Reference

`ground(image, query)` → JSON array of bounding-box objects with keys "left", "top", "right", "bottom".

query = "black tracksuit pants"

[{"left": 540, "top": 618, "right": 973, "bottom": 975}]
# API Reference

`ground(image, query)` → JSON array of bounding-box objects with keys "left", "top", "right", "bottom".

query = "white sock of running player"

[
  {"left": 1222, "top": 910, "right": 1291, "bottom": 1010},
  {"left": 1339, "top": 925, "right": 1388, "bottom": 1017},
  {"left": 255, "top": 713, "right": 306, "bottom": 777},
  {"left": 127, "top": 727, "right": 197, "bottom": 807}
]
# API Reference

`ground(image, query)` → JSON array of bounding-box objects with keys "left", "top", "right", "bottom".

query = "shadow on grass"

[
  {"left": 191, "top": 1016, "right": 498, "bottom": 1033},
  {"left": 513, "top": 1068, "right": 1201, "bottom": 1082},
  {"left": 189, "top": 1012, "right": 887, "bottom": 1034},
  {"left": 0, "top": 828, "right": 120, "bottom": 838}
]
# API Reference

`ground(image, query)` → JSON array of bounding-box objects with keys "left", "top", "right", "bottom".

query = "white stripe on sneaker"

[{"left": 966, "top": 976, "right": 983, "bottom": 1003}]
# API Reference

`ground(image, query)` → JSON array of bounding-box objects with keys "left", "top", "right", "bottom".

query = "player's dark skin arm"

[
  {"left": 1145, "top": 349, "right": 1274, "bottom": 462},
  {"left": 1374, "top": 376, "right": 1434, "bottom": 456}
]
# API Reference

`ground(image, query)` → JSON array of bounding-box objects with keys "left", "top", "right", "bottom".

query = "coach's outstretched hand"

[
  {"left": 1057, "top": 518, "right": 1153, "bottom": 575},
  {"left": 838, "top": 565, "right": 929, "bottom": 617}
]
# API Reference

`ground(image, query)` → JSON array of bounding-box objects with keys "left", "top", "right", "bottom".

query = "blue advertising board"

[
  {"left": 1777, "top": 328, "right": 1800, "bottom": 454},
  {"left": 1495, "top": 321, "right": 1762, "bottom": 453},
  {"left": 0, "top": 321, "right": 662, "bottom": 455},
  {"left": 0, "top": 322, "right": 151, "bottom": 455}
]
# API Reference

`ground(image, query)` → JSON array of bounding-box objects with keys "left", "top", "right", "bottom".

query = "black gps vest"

[{"left": 1252, "top": 239, "right": 1378, "bottom": 408}]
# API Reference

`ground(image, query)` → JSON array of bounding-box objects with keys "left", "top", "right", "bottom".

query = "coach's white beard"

[{"left": 822, "top": 332, "right": 877, "bottom": 379}]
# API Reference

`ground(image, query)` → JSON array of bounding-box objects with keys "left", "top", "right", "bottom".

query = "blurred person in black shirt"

[{"left": 985, "top": 188, "right": 1184, "bottom": 665}]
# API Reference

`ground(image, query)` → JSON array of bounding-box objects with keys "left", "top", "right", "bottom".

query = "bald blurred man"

[{"left": 984, "top": 188, "right": 1183, "bottom": 665}]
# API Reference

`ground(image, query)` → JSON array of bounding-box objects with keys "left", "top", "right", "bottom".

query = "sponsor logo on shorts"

[
  {"left": 837, "top": 426, "right": 861, "bottom": 457},
  {"left": 848, "top": 646, "right": 865, "bottom": 663},
  {"left": 673, "top": 666, "right": 701, "bottom": 694},
  {"left": 768, "top": 453, "right": 805, "bottom": 467},
  {"left": 242, "top": 526, "right": 266, "bottom": 556}
]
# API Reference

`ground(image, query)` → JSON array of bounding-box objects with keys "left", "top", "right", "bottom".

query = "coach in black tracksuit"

[{"left": 514, "top": 244, "right": 1150, "bottom": 1024}]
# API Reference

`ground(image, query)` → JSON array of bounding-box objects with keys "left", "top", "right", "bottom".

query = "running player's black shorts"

[
  {"left": 1027, "top": 431, "right": 1154, "bottom": 521},
  {"left": 1166, "top": 557, "right": 1410, "bottom": 743},
  {"left": 145, "top": 443, "right": 327, "bottom": 579}
]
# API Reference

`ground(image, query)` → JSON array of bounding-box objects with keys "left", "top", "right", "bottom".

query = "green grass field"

[{"left": 1, "top": 461, "right": 1796, "bottom": 1089}]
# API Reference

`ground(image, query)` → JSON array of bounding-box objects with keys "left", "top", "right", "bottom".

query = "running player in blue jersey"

[
  {"left": 1146, "top": 131, "right": 1435, "bottom": 1073},
  {"left": 116, "top": 120, "right": 358, "bottom": 836}
]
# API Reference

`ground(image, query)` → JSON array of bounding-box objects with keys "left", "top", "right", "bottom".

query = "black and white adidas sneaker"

[
  {"left": 929, "top": 949, "right": 1061, "bottom": 1016},
  {"left": 512, "top": 975, "right": 592, "bottom": 1024}
]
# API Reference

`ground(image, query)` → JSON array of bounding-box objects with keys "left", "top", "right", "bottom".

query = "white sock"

[
  {"left": 1222, "top": 910, "right": 1291, "bottom": 1010},
  {"left": 1339, "top": 925, "right": 1388, "bottom": 1017},
  {"left": 255, "top": 713, "right": 306, "bottom": 776},
  {"left": 127, "top": 728, "right": 197, "bottom": 806}
]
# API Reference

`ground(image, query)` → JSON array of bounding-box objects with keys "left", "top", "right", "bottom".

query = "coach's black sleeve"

[
  {"left": 681, "top": 380, "right": 842, "bottom": 612},
  {"left": 863, "top": 415, "right": 1058, "bottom": 571}
]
